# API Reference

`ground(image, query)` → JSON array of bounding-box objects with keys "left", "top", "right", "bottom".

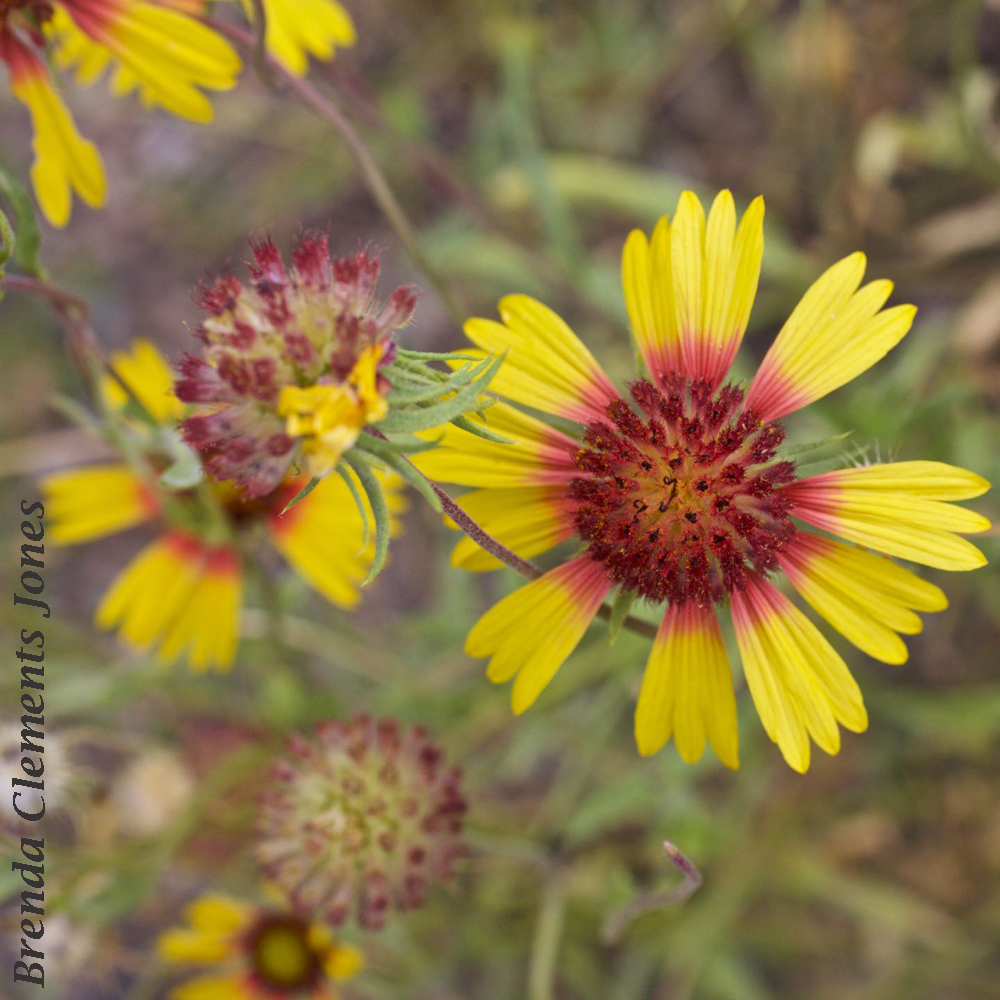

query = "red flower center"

[{"left": 570, "top": 375, "right": 797, "bottom": 606}]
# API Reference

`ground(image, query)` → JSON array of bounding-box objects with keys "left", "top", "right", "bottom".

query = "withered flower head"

[
  {"left": 176, "top": 235, "right": 416, "bottom": 498},
  {"left": 256, "top": 715, "right": 466, "bottom": 931}
]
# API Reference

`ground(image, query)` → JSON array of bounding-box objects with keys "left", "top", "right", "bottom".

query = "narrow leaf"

[
  {"left": 780, "top": 431, "right": 853, "bottom": 459},
  {"left": 344, "top": 455, "right": 390, "bottom": 585},
  {"left": 280, "top": 475, "right": 321, "bottom": 515},
  {"left": 450, "top": 413, "right": 514, "bottom": 444},
  {"left": 335, "top": 462, "right": 369, "bottom": 550},
  {"left": 356, "top": 430, "right": 440, "bottom": 455},
  {"left": 377, "top": 352, "right": 505, "bottom": 433},
  {"left": 353, "top": 446, "right": 441, "bottom": 512},
  {"left": 397, "top": 347, "right": 484, "bottom": 362}
]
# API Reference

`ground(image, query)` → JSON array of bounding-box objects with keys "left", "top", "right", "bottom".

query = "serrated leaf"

[
  {"left": 0, "top": 160, "right": 44, "bottom": 278},
  {"left": 344, "top": 455, "right": 390, "bottom": 585},
  {"left": 607, "top": 588, "right": 637, "bottom": 646},
  {"left": 280, "top": 475, "right": 321, "bottom": 515},
  {"left": 158, "top": 443, "right": 205, "bottom": 490},
  {"left": 335, "top": 462, "right": 369, "bottom": 549}
]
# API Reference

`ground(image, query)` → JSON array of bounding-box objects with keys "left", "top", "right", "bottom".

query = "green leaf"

[
  {"left": 335, "top": 462, "right": 369, "bottom": 549},
  {"left": 385, "top": 354, "right": 493, "bottom": 404},
  {"left": 396, "top": 347, "right": 484, "bottom": 362},
  {"left": 450, "top": 413, "right": 514, "bottom": 444},
  {"left": 353, "top": 444, "right": 441, "bottom": 511},
  {"left": 0, "top": 160, "right": 44, "bottom": 278},
  {"left": 343, "top": 455, "right": 390, "bottom": 585},
  {"left": 376, "top": 352, "right": 505, "bottom": 433},
  {"left": 279, "top": 475, "right": 321, "bottom": 515},
  {"left": 780, "top": 430, "right": 853, "bottom": 459},
  {"left": 356, "top": 429, "right": 440, "bottom": 455},
  {"left": 607, "top": 588, "right": 637, "bottom": 646}
]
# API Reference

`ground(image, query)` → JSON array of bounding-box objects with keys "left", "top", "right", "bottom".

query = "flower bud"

[
  {"left": 177, "top": 236, "right": 416, "bottom": 498},
  {"left": 256, "top": 715, "right": 466, "bottom": 930}
]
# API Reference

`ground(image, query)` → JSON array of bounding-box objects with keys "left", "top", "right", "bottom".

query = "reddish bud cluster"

[
  {"left": 175, "top": 235, "right": 415, "bottom": 498},
  {"left": 256, "top": 714, "right": 466, "bottom": 931},
  {"left": 570, "top": 375, "right": 797, "bottom": 606}
]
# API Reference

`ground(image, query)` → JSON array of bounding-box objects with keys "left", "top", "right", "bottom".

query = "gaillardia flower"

[
  {"left": 42, "top": 340, "right": 404, "bottom": 672},
  {"left": 417, "top": 190, "right": 992, "bottom": 773},
  {"left": 177, "top": 235, "right": 416, "bottom": 498},
  {"left": 158, "top": 893, "right": 363, "bottom": 1000},
  {"left": 0, "top": 0, "right": 240, "bottom": 226},
  {"left": 256, "top": 715, "right": 467, "bottom": 930}
]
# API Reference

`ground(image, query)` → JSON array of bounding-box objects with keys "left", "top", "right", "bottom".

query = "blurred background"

[{"left": 2, "top": 0, "right": 1000, "bottom": 997}]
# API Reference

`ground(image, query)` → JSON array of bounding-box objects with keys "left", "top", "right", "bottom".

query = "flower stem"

[
  {"left": 529, "top": 874, "right": 567, "bottom": 1000},
  {"left": 210, "top": 19, "right": 466, "bottom": 328}
]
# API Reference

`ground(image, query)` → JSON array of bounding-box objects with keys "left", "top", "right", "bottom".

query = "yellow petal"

[
  {"left": 3, "top": 36, "right": 106, "bottom": 227},
  {"left": 747, "top": 253, "right": 915, "bottom": 420},
  {"left": 622, "top": 191, "right": 763, "bottom": 387},
  {"left": 100, "top": 339, "right": 184, "bottom": 423},
  {"left": 635, "top": 603, "right": 739, "bottom": 767},
  {"left": 785, "top": 465, "right": 991, "bottom": 572},
  {"left": 50, "top": 1, "right": 241, "bottom": 123},
  {"left": 321, "top": 942, "right": 365, "bottom": 982},
  {"left": 465, "top": 295, "right": 617, "bottom": 423},
  {"left": 465, "top": 557, "right": 611, "bottom": 714},
  {"left": 42, "top": 464, "right": 154, "bottom": 544},
  {"left": 170, "top": 974, "right": 251, "bottom": 1000},
  {"left": 732, "top": 575, "right": 867, "bottom": 773},
  {"left": 412, "top": 400, "right": 579, "bottom": 488},
  {"left": 241, "top": 0, "right": 357, "bottom": 76}
]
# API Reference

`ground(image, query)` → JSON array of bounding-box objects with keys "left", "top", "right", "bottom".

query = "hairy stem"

[{"left": 209, "top": 18, "right": 466, "bottom": 327}]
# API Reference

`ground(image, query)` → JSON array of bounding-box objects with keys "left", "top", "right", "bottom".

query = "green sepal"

[
  {"left": 279, "top": 475, "right": 321, "bottom": 515},
  {"left": 607, "top": 588, "right": 637, "bottom": 646},
  {"left": 344, "top": 455, "right": 390, "bottom": 585}
]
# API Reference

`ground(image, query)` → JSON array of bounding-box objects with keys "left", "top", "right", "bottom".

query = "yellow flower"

[
  {"left": 417, "top": 189, "right": 992, "bottom": 773},
  {"left": 0, "top": 0, "right": 240, "bottom": 226},
  {"left": 43, "top": 339, "right": 405, "bottom": 671},
  {"left": 157, "top": 894, "right": 363, "bottom": 999},
  {"left": 278, "top": 346, "right": 390, "bottom": 480}
]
